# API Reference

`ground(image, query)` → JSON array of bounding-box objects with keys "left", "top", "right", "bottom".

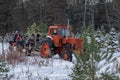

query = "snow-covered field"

[
  {"left": 0, "top": 39, "right": 120, "bottom": 80},
  {"left": 8, "top": 56, "right": 74, "bottom": 80},
  {"left": 0, "top": 43, "right": 75, "bottom": 80}
]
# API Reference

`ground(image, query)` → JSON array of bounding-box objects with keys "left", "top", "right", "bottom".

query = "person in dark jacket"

[{"left": 16, "top": 35, "right": 24, "bottom": 48}]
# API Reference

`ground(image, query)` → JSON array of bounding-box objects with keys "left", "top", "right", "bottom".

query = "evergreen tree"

[
  {"left": 72, "top": 26, "right": 100, "bottom": 80},
  {"left": 71, "top": 26, "right": 119, "bottom": 80},
  {"left": 26, "top": 22, "right": 48, "bottom": 37}
]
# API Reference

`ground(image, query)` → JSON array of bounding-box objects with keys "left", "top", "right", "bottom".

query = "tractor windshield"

[{"left": 58, "top": 28, "right": 70, "bottom": 37}]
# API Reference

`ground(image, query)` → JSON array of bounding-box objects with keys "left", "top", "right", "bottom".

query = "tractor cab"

[
  {"left": 47, "top": 25, "right": 70, "bottom": 37},
  {"left": 58, "top": 28, "right": 70, "bottom": 37},
  {"left": 47, "top": 25, "right": 71, "bottom": 47}
]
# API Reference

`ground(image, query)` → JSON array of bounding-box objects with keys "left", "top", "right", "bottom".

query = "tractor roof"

[{"left": 49, "top": 24, "right": 67, "bottom": 29}]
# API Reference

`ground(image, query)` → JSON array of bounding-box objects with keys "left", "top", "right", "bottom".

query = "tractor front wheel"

[
  {"left": 61, "top": 50, "right": 72, "bottom": 61},
  {"left": 40, "top": 42, "right": 51, "bottom": 57},
  {"left": 39, "top": 38, "right": 53, "bottom": 58}
]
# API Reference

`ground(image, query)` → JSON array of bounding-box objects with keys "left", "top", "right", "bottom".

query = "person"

[
  {"left": 16, "top": 35, "right": 24, "bottom": 48},
  {"left": 36, "top": 33, "right": 40, "bottom": 42},
  {"left": 13, "top": 31, "right": 19, "bottom": 42},
  {"left": 25, "top": 37, "right": 34, "bottom": 55},
  {"left": 14, "top": 31, "right": 24, "bottom": 47},
  {"left": 9, "top": 31, "right": 19, "bottom": 46}
]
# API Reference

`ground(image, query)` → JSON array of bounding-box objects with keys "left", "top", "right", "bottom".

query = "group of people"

[{"left": 9, "top": 31, "right": 40, "bottom": 52}]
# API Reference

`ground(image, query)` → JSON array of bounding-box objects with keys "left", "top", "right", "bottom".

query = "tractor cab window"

[
  {"left": 58, "top": 28, "right": 70, "bottom": 37},
  {"left": 51, "top": 29, "right": 57, "bottom": 35}
]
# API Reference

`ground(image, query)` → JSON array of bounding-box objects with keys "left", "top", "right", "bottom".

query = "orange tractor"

[{"left": 38, "top": 24, "right": 83, "bottom": 61}]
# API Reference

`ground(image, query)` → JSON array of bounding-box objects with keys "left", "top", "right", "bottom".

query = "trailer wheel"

[{"left": 61, "top": 50, "right": 72, "bottom": 61}]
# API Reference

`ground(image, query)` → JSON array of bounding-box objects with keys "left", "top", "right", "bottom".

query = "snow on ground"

[
  {"left": 0, "top": 43, "right": 9, "bottom": 54},
  {"left": 96, "top": 52, "right": 120, "bottom": 77},
  {"left": 1, "top": 42, "right": 120, "bottom": 79},
  {"left": 0, "top": 43, "right": 74, "bottom": 80},
  {"left": 8, "top": 56, "right": 74, "bottom": 80}
]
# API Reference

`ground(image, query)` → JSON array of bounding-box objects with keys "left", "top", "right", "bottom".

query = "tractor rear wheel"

[
  {"left": 39, "top": 38, "right": 53, "bottom": 58},
  {"left": 61, "top": 50, "right": 72, "bottom": 61}
]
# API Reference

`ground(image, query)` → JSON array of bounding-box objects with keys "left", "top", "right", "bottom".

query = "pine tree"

[
  {"left": 72, "top": 26, "right": 100, "bottom": 80},
  {"left": 71, "top": 26, "right": 120, "bottom": 80},
  {"left": 26, "top": 22, "right": 47, "bottom": 37}
]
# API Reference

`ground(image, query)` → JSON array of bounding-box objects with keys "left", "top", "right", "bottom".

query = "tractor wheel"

[
  {"left": 39, "top": 38, "right": 53, "bottom": 58},
  {"left": 61, "top": 50, "right": 72, "bottom": 61}
]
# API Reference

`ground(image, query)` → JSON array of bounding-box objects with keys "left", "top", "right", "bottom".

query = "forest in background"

[{"left": 0, "top": 0, "right": 120, "bottom": 35}]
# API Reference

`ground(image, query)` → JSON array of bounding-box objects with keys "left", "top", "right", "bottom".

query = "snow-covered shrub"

[
  {"left": 0, "top": 59, "right": 13, "bottom": 79},
  {"left": 95, "top": 27, "right": 119, "bottom": 56},
  {"left": 95, "top": 27, "right": 120, "bottom": 79},
  {"left": 105, "top": 28, "right": 119, "bottom": 53}
]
